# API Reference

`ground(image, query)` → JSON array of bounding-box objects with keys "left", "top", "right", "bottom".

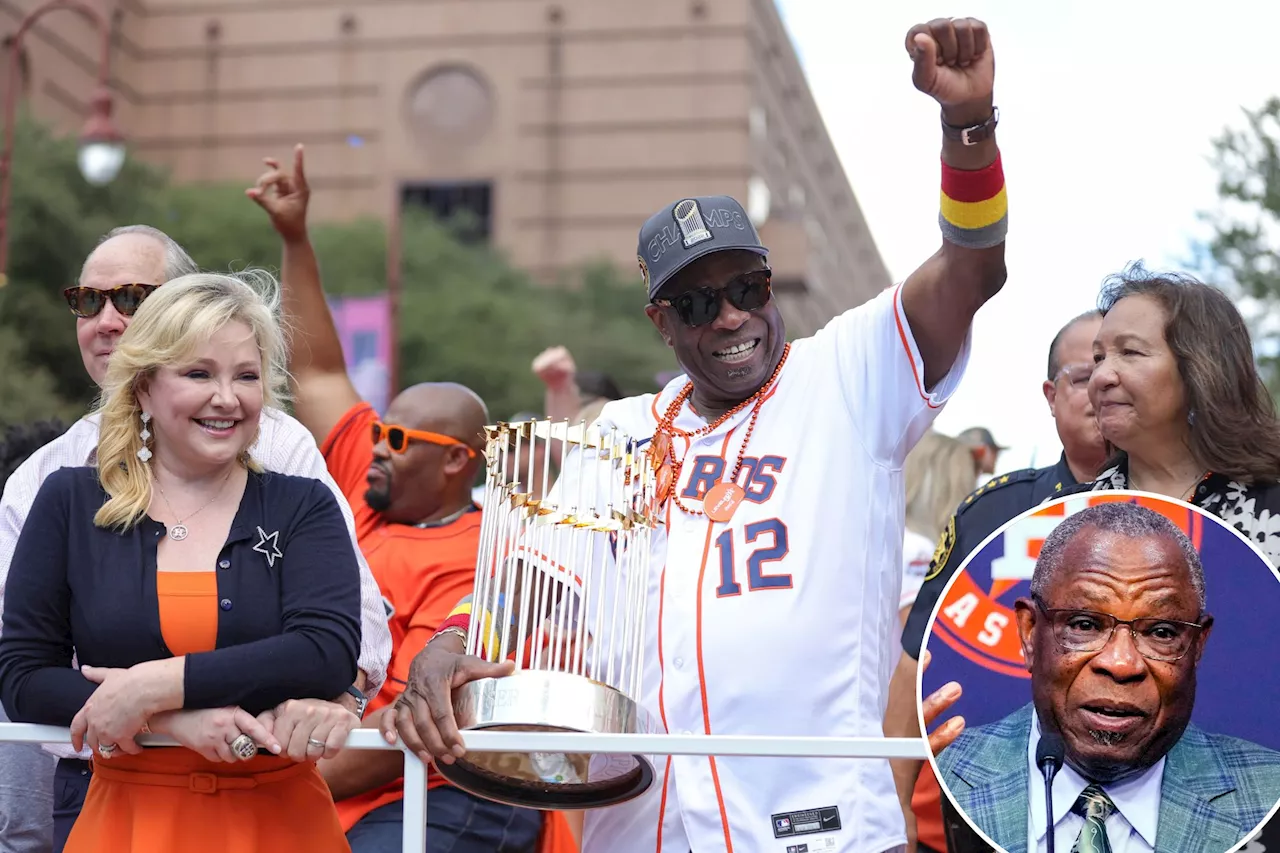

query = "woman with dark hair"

[{"left": 1085, "top": 262, "right": 1280, "bottom": 561}]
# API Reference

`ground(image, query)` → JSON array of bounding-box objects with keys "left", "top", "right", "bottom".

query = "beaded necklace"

[{"left": 650, "top": 343, "right": 790, "bottom": 523}]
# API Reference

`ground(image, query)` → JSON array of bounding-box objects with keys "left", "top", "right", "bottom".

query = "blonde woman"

[
  {"left": 901, "top": 430, "right": 980, "bottom": 622},
  {"left": 0, "top": 272, "right": 362, "bottom": 852}
]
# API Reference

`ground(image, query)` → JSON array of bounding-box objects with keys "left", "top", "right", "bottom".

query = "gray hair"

[
  {"left": 1029, "top": 502, "right": 1206, "bottom": 611},
  {"left": 81, "top": 225, "right": 199, "bottom": 285}
]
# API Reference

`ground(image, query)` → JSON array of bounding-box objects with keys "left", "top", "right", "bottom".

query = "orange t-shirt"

[
  {"left": 324, "top": 403, "right": 483, "bottom": 830},
  {"left": 325, "top": 404, "right": 580, "bottom": 852}
]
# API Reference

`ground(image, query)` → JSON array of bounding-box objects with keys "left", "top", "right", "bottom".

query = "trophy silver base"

[{"left": 435, "top": 670, "right": 656, "bottom": 809}]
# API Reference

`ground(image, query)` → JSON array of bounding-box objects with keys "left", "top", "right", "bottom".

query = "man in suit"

[{"left": 935, "top": 502, "right": 1280, "bottom": 853}]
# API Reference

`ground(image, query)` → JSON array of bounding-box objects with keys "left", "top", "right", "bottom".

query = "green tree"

[
  {"left": 1199, "top": 96, "right": 1280, "bottom": 390},
  {"left": 1, "top": 112, "right": 172, "bottom": 413},
  {"left": 391, "top": 208, "right": 673, "bottom": 421},
  {"left": 0, "top": 114, "right": 674, "bottom": 430}
]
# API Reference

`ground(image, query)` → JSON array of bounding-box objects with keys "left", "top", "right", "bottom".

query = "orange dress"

[{"left": 65, "top": 571, "right": 352, "bottom": 853}]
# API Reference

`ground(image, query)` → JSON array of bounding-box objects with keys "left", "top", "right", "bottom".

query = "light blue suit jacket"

[{"left": 936, "top": 704, "right": 1280, "bottom": 853}]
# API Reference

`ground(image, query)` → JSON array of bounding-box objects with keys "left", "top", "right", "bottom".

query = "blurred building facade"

[{"left": 3, "top": 0, "right": 891, "bottom": 334}]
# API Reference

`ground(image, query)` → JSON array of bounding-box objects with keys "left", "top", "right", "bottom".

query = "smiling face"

[
  {"left": 1015, "top": 527, "right": 1210, "bottom": 782},
  {"left": 644, "top": 250, "right": 786, "bottom": 413},
  {"left": 1089, "top": 295, "right": 1189, "bottom": 452},
  {"left": 76, "top": 234, "right": 168, "bottom": 386},
  {"left": 135, "top": 321, "right": 264, "bottom": 475}
]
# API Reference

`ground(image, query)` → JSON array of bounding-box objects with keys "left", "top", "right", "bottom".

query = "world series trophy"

[{"left": 433, "top": 418, "right": 660, "bottom": 809}]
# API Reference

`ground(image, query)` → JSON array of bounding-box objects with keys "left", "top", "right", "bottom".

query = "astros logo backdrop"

[{"left": 920, "top": 493, "right": 1280, "bottom": 750}]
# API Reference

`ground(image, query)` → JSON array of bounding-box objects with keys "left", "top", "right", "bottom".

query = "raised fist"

[
  {"left": 906, "top": 18, "right": 995, "bottom": 124},
  {"left": 532, "top": 346, "right": 577, "bottom": 390}
]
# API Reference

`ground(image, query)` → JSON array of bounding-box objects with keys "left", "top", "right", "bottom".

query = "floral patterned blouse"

[{"left": 1083, "top": 459, "right": 1280, "bottom": 566}]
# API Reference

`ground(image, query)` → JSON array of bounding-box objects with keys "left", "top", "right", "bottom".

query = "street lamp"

[
  {"left": 0, "top": 0, "right": 122, "bottom": 284},
  {"left": 77, "top": 87, "right": 125, "bottom": 186}
]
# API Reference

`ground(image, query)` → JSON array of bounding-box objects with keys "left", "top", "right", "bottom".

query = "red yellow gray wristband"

[{"left": 939, "top": 153, "right": 1007, "bottom": 249}]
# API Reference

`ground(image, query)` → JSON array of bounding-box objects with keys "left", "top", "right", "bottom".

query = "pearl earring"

[{"left": 137, "top": 412, "right": 153, "bottom": 462}]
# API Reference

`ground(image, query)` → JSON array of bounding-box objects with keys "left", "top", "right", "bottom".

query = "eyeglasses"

[
  {"left": 651, "top": 269, "right": 773, "bottom": 328},
  {"left": 1032, "top": 594, "right": 1205, "bottom": 662},
  {"left": 372, "top": 421, "right": 477, "bottom": 457},
  {"left": 1055, "top": 363, "right": 1094, "bottom": 389},
  {"left": 63, "top": 284, "right": 159, "bottom": 319}
]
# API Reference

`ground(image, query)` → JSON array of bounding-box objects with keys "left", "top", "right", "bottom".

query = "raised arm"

[
  {"left": 899, "top": 18, "right": 1008, "bottom": 390},
  {"left": 533, "top": 346, "right": 584, "bottom": 422},
  {"left": 247, "top": 145, "right": 361, "bottom": 445}
]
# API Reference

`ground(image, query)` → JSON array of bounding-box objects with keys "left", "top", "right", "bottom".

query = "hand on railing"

[
  {"left": 258, "top": 698, "right": 360, "bottom": 762},
  {"left": 381, "top": 631, "right": 513, "bottom": 766},
  {"left": 70, "top": 662, "right": 177, "bottom": 756},
  {"left": 147, "top": 708, "right": 281, "bottom": 762}
]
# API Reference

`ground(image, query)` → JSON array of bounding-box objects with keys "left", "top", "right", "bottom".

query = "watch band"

[
  {"left": 942, "top": 107, "right": 999, "bottom": 146},
  {"left": 345, "top": 685, "right": 368, "bottom": 718}
]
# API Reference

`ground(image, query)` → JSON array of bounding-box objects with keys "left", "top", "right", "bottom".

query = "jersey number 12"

[{"left": 714, "top": 518, "right": 791, "bottom": 597}]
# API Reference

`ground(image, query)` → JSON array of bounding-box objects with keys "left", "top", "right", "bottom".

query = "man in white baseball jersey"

[
  {"left": 388, "top": 16, "right": 1007, "bottom": 853},
  {"left": 0, "top": 225, "right": 392, "bottom": 852}
]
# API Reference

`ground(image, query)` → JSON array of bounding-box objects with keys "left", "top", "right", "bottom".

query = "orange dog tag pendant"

[
  {"left": 655, "top": 465, "right": 674, "bottom": 506},
  {"left": 651, "top": 432, "right": 671, "bottom": 468},
  {"left": 703, "top": 482, "right": 745, "bottom": 523}
]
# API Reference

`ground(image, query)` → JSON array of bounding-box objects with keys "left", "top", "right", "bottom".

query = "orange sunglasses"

[{"left": 372, "top": 421, "right": 477, "bottom": 457}]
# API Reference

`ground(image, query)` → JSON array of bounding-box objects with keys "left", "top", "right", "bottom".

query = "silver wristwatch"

[{"left": 345, "top": 685, "right": 369, "bottom": 718}]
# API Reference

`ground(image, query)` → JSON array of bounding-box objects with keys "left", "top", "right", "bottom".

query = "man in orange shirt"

[{"left": 248, "top": 147, "right": 547, "bottom": 853}]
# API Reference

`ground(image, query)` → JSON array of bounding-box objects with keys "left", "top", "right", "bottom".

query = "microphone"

[{"left": 1037, "top": 732, "right": 1066, "bottom": 853}]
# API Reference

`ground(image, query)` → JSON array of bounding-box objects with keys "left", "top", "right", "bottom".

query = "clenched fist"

[
  {"left": 906, "top": 18, "right": 995, "bottom": 125},
  {"left": 532, "top": 346, "right": 577, "bottom": 391}
]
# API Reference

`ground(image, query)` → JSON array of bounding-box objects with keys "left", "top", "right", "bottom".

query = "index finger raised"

[{"left": 293, "top": 144, "right": 309, "bottom": 191}]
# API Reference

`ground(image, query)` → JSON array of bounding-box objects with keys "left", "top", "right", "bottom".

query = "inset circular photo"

[{"left": 918, "top": 491, "right": 1280, "bottom": 853}]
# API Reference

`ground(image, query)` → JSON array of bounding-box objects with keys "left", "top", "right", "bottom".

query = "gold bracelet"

[{"left": 434, "top": 626, "right": 469, "bottom": 646}]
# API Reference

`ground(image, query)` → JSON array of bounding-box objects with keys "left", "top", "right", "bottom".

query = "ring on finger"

[
  {"left": 98, "top": 742, "right": 117, "bottom": 758},
  {"left": 306, "top": 737, "right": 327, "bottom": 752},
  {"left": 229, "top": 734, "right": 258, "bottom": 761}
]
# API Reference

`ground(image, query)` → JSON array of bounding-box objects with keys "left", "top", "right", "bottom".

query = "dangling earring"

[
  {"left": 137, "top": 412, "right": 153, "bottom": 462},
  {"left": 1187, "top": 409, "right": 1197, "bottom": 427}
]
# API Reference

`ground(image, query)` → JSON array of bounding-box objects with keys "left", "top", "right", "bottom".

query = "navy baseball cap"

[{"left": 636, "top": 195, "right": 769, "bottom": 300}]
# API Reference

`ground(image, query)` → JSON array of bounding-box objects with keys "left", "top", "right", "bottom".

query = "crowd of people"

[{"left": 0, "top": 12, "right": 1278, "bottom": 853}]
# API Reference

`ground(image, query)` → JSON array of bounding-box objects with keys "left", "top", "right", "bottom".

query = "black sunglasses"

[
  {"left": 63, "top": 283, "right": 159, "bottom": 319},
  {"left": 652, "top": 269, "right": 773, "bottom": 328}
]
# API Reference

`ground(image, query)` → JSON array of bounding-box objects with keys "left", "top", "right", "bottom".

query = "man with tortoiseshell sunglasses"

[
  {"left": 0, "top": 224, "right": 393, "bottom": 853},
  {"left": 246, "top": 147, "right": 560, "bottom": 853}
]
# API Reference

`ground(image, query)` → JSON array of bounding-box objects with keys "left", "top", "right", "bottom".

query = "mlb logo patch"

[{"left": 775, "top": 817, "right": 791, "bottom": 832}]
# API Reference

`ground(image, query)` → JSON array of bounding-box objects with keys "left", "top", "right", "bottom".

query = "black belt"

[{"left": 56, "top": 757, "right": 92, "bottom": 774}]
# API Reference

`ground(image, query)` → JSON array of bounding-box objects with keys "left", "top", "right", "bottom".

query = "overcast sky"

[{"left": 776, "top": 0, "right": 1278, "bottom": 472}]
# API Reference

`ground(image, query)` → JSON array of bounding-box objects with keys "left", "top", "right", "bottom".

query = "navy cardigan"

[{"left": 0, "top": 466, "right": 361, "bottom": 724}]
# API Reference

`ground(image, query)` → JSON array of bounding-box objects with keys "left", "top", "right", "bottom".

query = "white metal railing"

[{"left": 0, "top": 724, "right": 928, "bottom": 852}]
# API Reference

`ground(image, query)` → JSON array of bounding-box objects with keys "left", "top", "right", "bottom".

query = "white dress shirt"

[
  {"left": 1027, "top": 714, "right": 1163, "bottom": 853},
  {"left": 0, "top": 408, "right": 393, "bottom": 759}
]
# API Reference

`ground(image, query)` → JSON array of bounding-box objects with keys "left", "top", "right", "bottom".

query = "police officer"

[{"left": 885, "top": 310, "right": 1105, "bottom": 853}]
